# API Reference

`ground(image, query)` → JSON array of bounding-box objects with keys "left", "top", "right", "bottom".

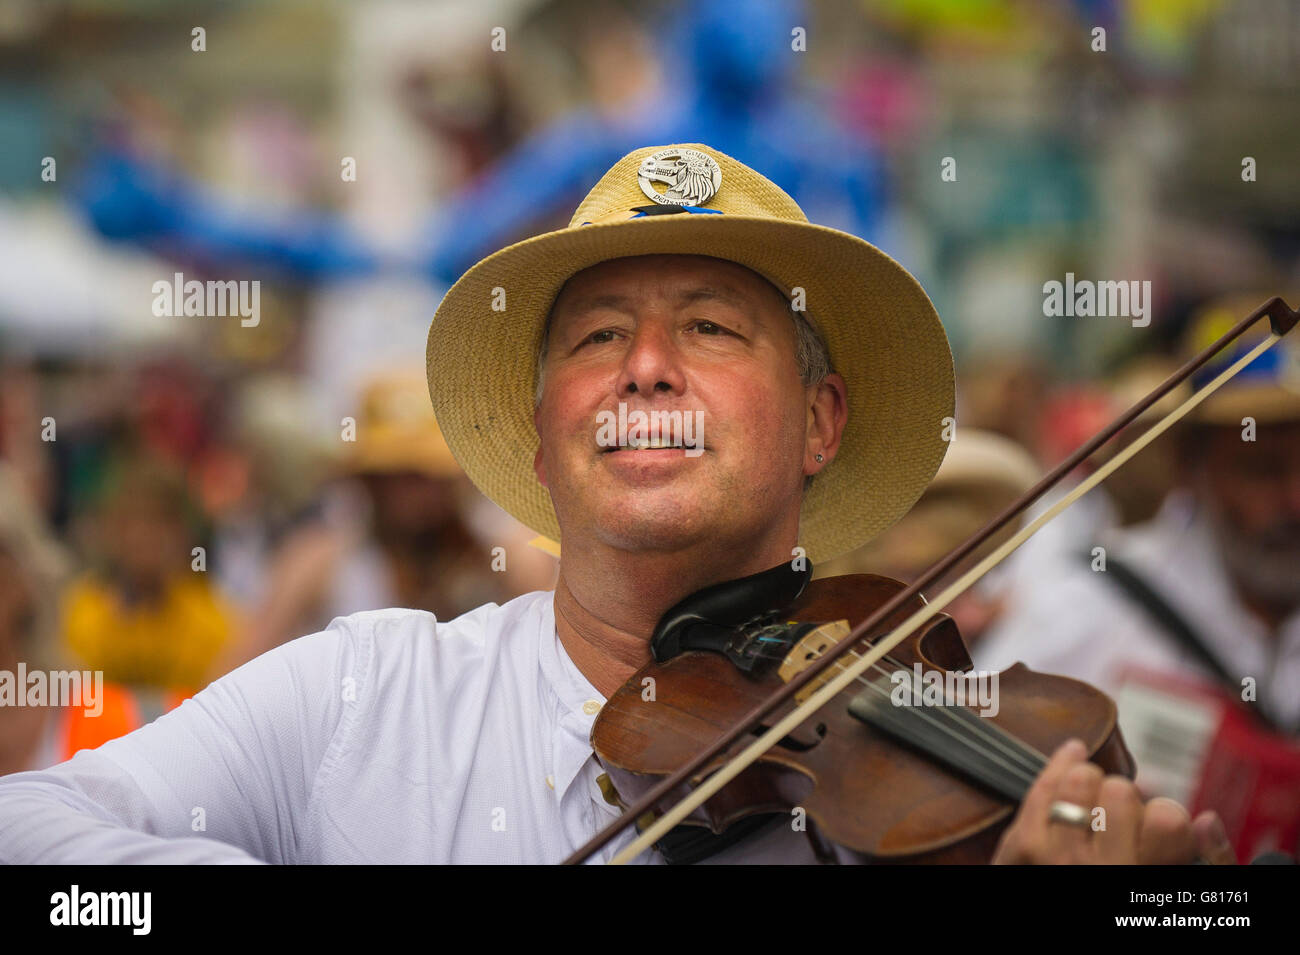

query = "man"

[
  {"left": 976, "top": 298, "right": 1300, "bottom": 861},
  {"left": 0, "top": 145, "right": 1229, "bottom": 863}
]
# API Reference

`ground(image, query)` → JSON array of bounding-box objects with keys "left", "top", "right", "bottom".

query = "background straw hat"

[
  {"left": 1183, "top": 294, "right": 1300, "bottom": 425},
  {"left": 816, "top": 428, "right": 1040, "bottom": 578},
  {"left": 426, "top": 143, "right": 954, "bottom": 564},
  {"left": 348, "top": 369, "right": 462, "bottom": 478}
]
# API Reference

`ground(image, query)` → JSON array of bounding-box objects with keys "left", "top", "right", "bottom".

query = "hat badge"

[{"left": 637, "top": 148, "right": 722, "bottom": 207}]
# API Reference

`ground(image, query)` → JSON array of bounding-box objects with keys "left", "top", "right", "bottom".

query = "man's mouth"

[{"left": 602, "top": 436, "right": 696, "bottom": 452}]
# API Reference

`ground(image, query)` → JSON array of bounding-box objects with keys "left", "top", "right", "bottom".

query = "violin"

[
  {"left": 590, "top": 562, "right": 1135, "bottom": 863},
  {"left": 563, "top": 296, "right": 1298, "bottom": 865}
]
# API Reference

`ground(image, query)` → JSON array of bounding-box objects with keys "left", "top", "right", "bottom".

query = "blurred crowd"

[{"left": 1, "top": 0, "right": 1298, "bottom": 862}]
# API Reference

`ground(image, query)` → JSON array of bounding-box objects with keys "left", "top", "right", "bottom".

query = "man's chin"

[{"left": 585, "top": 500, "right": 723, "bottom": 554}]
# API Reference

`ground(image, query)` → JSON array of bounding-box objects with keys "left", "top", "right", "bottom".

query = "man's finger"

[
  {"left": 992, "top": 738, "right": 1088, "bottom": 864},
  {"left": 1044, "top": 759, "right": 1104, "bottom": 862},
  {"left": 1192, "top": 811, "right": 1236, "bottom": 865},
  {"left": 1019, "top": 738, "right": 1088, "bottom": 824},
  {"left": 1093, "top": 775, "right": 1143, "bottom": 864},
  {"left": 1137, "top": 796, "right": 1196, "bottom": 865}
]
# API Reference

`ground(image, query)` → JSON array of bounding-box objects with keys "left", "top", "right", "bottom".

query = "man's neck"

[{"left": 552, "top": 537, "right": 796, "bottom": 699}]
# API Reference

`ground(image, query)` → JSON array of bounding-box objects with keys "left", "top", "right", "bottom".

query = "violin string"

[
  {"left": 795, "top": 637, "right": 1046, "bottom": 788},
  {"left": 801, "top": 655, "right": 1041, "bottom": 793},
  {"left": 842, "top": 651, "right": 1044, "bottom": 784},
  {"left": 855, "top": 645, "right": 1047, "bottom": 766},
  {"left": 816, "top": 635, "right": 1048, "bottom": 767},
  {"left": 760, "top": 635, "right": 1038, "bottom": 780}
]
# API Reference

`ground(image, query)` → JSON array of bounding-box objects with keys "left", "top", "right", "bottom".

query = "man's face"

[
  {"left": 1196, "top": 420, "right": 1300, "bottom": 609},
  {"left": 533, "top": 254, "right": 843, "bottom": 556},
  {"left": 103, "top": 497, "right": 187, "bottom": 588}
]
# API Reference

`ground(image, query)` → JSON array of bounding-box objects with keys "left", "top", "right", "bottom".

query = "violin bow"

[{"left": 564, "top": 296, "right": 1299, "bottom": 865}]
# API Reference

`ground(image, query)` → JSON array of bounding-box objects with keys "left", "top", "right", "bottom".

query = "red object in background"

[
  {"left": 1112, "top": 665, "right": 1300, "bottom": 863},
  {"left": 1036, "top": 388, "right": 1113, "bottom": 471},
  {"left": 193, "top": 443, "right": 251, "bottom": 517},
  {"left": 58, "top": 684, "right": 191, "bottom": 761},
  {"left": 133, "top": 362, "right": 209, "bottom": 463},
  {"left": 835, "top": 62, "right": 929, "bottom": 147},
  {"left": 1193, "top": 698, "right": 1300, "bottom": 862}
]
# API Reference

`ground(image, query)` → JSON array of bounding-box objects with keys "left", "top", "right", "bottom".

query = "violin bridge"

[{"left": 778, "top": 619, "right": 852, "bottom": 703}]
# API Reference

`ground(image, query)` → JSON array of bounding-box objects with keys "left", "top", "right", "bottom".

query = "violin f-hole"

[{"left": 749, "top": 719, "right": 827, "bottom": 752}]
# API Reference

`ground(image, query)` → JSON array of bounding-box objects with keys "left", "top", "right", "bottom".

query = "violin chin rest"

[{"left": 650, "top": 560, "right": 812, "bottom": 662}]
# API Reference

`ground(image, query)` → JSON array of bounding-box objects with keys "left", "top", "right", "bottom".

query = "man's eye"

[
  {"left": 584, "top": 329, "right": 617, "bottom": 345},
  {"left": 691, "top": 320, "right": 726, "bottom": 335}
]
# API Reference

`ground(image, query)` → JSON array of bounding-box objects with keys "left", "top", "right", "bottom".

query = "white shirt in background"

[{"left": 976, "top": 490, "right": 1300, "bottom": 734}]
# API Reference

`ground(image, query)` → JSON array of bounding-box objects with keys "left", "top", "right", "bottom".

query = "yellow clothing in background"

[{"left": 61, "top": 575, "right": 236, "bottom": 690}]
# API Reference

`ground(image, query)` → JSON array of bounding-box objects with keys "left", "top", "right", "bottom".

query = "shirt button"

[{"left": 582, "top": 700, "right": 602, "bottom": 716}]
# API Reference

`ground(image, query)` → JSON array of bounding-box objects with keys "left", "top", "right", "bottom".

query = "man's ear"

[
  {"left": 805, "top": 372, "right": 847, "bottom": 476},
  {"left": 533, "top": 404, "right": 549, "bottom": 488}
]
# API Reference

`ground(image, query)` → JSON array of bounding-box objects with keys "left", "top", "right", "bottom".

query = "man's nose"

[{"left": 616, "top": 323, "right": 686, "bottom": 397}]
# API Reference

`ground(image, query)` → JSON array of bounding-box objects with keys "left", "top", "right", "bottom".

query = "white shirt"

[
  {"left": 0, "top": 590, "right": 815, "bottom": 864},
  {"left": 975, "top": 490, "right": 1300, "bottom": 735},
  {"left": 996, "top": 480, "right": 1119, "bottom": 606}
]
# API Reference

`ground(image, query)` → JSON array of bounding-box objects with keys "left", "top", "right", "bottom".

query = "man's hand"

[{"left": 991, "top": 739, "right": 1236, "bottom": 864}]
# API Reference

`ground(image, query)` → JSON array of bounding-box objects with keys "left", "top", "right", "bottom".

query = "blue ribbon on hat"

[
  {"left": 579, "top": 205, "right": 725, "bottom": 226},
  {"left": 1192, "top": 339, "right": 1288, "bottom": 391}
]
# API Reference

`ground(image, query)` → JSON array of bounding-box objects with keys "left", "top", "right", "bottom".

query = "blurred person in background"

[
  {"left": 815, "top": 428, "right": 1039, "bottom": 651},
  {"left": 215, "top": 369, "right": 554, "bottom": 674},
  {"left": 959, "top": 369, "right": 1123, "bottom": 620},
  {"left": 207, "top": 373, "right": 340, "bottom": 646},
  {"left": 0, "top": 463, "right": 190, "bottom": 775},
  {"left": 331, "top": 371, "right": 503, "bottom": 621},
  {"left": 59, "top": 452, "right": 237, "bottom": 692},
  {"left": 976, "top": 296, "right": 1300, "bottom": 861},
  {"left": 1090, "top": 356, "right": 1188, "bottom": 529},
  {"left": 993, "top": 357, "right": 1190, "bottom": 615},
  {"left": 0, "top": 464, "right": 71, "bottom": 775},
  {"left": 0, "top": 366, "right": 57, "bottom": 519}
]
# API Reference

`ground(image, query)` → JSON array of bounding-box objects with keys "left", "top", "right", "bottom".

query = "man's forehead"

[{"left": 552, "top": 254, "right": 787, "bottom": 315}]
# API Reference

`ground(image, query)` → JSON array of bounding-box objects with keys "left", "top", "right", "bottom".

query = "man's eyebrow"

[
  {"left": 559, "top": 293, "right": 637, "bottom": 317},
  {"left": 555, "top": 283, "right": 770, "bottom": 323},
  {"left": 675, "top": 285, "right": 754, "bottom": 310}
]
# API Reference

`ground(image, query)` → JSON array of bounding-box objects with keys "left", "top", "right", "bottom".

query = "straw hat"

[
  {"left": 1183, "top": 294, "right": 1300, "bottom": 425},
  {"left": 425, "top": 144, "right": 954, "bottom": 563},
  {"left": 348, "top": 370, "right": 462, "bottom": 478}
]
